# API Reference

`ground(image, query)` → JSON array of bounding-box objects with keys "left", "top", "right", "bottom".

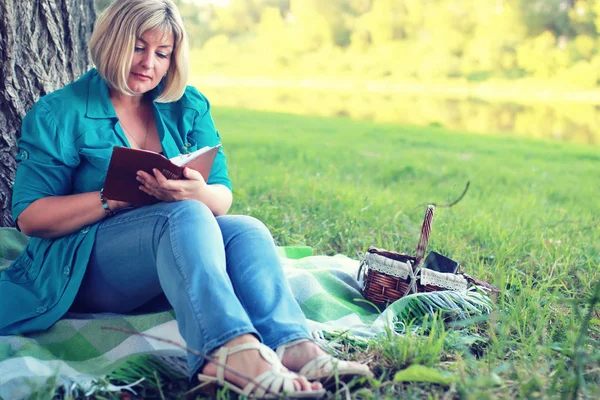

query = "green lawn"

[
  {"left": 70, "top": 107, "right": 598, "bottom": 399},
  {"left": 212, "top": 107, "right": 599, "bottom": 399}
]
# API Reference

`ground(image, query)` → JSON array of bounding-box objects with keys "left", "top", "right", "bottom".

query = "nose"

[{"left": 141, "top": 51, "right": 154, "bottom": 69}]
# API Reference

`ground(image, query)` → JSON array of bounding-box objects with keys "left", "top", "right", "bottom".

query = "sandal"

[
  {"left": 196, "top": 342, "right": 326, "bottom": 399},
  {"left": 276, "top": 339, "right": 373, "bottom": 386}
]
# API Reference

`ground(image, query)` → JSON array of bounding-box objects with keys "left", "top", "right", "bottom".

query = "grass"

[
  {"left": 38, "top": 107, "right": 600, "bottom": 398},
  {"left": 210, "top": 107, "right": 599, "bottom": 399}
]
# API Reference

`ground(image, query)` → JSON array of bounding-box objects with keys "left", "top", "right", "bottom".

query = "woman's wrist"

[
  {"left": 99, "top": 189, "right": 130, "bottom": 217},
  {"left": 99, "top": 188, "right": 115, "bottom": 216}
]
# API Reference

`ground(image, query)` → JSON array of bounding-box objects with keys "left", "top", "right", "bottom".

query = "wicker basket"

[{"left": 357, "top": 205, "right": 473, "bottom": 307}]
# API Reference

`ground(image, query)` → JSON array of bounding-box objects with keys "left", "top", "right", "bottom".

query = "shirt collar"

[
  {"left": 85, "top": 69, "right": 164, "bottom": 119},
  {"left": 85, "top": 69, "right": 117, "bottom": 119}
]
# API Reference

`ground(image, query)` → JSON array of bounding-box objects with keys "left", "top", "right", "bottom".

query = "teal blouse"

[{"left": 0, "top": 69, "right": 230, "bottom": 335}]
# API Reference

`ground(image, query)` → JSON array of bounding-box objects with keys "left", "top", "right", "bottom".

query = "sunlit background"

[{"left": 96, "top": 0, "right": 600, "bottom": 145}]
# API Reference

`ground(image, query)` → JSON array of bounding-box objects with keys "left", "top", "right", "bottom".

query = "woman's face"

[{"left": 128, "top": 28, "right": 174, "bottom": 95}]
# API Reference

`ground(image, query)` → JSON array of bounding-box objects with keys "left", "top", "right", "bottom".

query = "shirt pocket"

[
  {"left": 0, "top": 249, "right": 40, "bottom": 284},
  {"left": 79, "top": 147, "right": 114, "bottom": 173}
]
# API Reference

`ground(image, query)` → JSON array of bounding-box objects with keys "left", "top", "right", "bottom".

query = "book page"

[{"left": 169, "top": 146, "right": 211, "bottom": 167}]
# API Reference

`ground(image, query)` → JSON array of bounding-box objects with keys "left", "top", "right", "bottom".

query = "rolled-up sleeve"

[
  {"left": 12, "top": 100, "right": 79, "bottom": 221},
  {"left": 188, "top": 89, "right": 231, "bottom": 190}
]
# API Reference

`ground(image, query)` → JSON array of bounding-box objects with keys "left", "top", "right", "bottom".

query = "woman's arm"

[
  {"left": 13, "top": 99, "right": 132, "bottom": 239},
  {"left": 17, "top": 192, "right": 129, "bottom": 239}
]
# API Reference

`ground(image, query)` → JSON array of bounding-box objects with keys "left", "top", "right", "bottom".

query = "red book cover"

[{"left": 103, "top": 144, "right": 221, "bottom": 205}]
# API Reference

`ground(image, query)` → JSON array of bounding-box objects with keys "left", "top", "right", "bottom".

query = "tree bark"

[{"left": 0, "top": 0, "right": 96, "bottom": 226}]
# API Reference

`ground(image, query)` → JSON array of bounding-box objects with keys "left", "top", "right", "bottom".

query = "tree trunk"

[{"left": 0, "top": 0, "right": 96, "bottom": 226}]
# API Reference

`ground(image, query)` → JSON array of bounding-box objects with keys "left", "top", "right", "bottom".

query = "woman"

[{"left": 0, "top": 0, "right": 371, "bottom": 397}]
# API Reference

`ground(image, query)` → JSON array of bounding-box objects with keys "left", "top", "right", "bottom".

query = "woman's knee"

[
  {"left": 219, "top": 215, "right": 274, "bottom": 242},
  {"left": 164, "top": 200, "right": 215, "bottom": 225}
]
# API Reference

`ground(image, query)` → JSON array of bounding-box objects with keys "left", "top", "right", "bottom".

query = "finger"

[
  {"left": 136, "top": 171, "right": 158, "bottom": 187},
  {"left": 153, "top": 168, "right": 179, "bottom": 191},
  {"left": 152, "top": 168, "right": 167, "bottom": 181},
  {"left": 183, "top": 166, "right": 204, "bottom": 181},
  {"left": 138, "top": 185, "right": 153, "bottom": 195},
  {"left": 136, "top": 169, "right": 154, "bottom": 180}
]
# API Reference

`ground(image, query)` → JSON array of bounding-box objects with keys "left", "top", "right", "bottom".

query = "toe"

[{"left": 296, "top": 375, "right": 313, "bottom": 391}]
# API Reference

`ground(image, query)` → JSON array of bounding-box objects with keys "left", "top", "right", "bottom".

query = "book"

[{"left": 102, "top": 144, "right": 221, "bottom": 205}]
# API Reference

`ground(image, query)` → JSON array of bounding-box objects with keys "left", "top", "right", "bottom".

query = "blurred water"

[{"left": 193, "top": 78, "right": 600, "bottom": 146}]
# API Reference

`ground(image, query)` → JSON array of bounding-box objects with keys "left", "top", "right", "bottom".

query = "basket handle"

[{"left": 415, "top": 205, "right": 435, "bottom": 263}]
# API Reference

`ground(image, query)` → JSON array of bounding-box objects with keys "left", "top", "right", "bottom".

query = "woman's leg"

[
  {"left": 72, "top": 200, "right": 259, "bottom": 377},
  {"left": 215, "top": 215, "right": 312, "bottom": 349},
  {"left": 215, "top": 215, "right": 372, "bottom": 379}
]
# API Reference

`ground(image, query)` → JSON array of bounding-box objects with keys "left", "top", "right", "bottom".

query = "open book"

[{"left": 103, "top": 144, "right": 221, "bottom": 205}]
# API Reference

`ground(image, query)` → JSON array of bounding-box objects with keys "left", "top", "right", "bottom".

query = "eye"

[
  {"left": 134, "top": 46, "right": 144, "bottom": 53},
  {"left": 157, "top": 52, "right": 170, "bottom": 59}
]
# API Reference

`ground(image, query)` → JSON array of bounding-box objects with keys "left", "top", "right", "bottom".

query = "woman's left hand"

[{"left": 137, "top": 167, "right": 207, "bottom": 202}]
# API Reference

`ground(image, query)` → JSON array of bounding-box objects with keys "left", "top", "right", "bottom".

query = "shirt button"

[
  {"left": 19, "top": 150, "right": 29, "bottom": 160},
  {"left": 80, "top": 226, "right": 90, "bottom": 234},
  {"left": 36, "top": 306, "right": 47, "bottom": 314},
  {"left": 63, "top": 266, "right": 71, "bottom": 276}
]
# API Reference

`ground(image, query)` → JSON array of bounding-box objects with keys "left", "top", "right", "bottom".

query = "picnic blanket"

[
  {"left": 0, "top": 227, "right": 388, "bottom": 398},
  {"left": 0, "top": 227, "right": 492, "bottom": 398}
]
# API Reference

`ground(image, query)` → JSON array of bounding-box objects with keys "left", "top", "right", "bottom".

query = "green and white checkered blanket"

[{"left": 0, "top": 228, "right": 388, "bottom": 398}]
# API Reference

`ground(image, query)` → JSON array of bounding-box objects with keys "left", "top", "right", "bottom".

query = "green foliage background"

[
  {"left": 92, "top": 0, "right": 600, "bottom": 87},
  {"left": 94, "top": 0, "right": 600, "bottom": 146}
]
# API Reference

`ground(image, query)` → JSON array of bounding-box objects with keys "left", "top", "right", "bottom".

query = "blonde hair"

[{"left": 89, "top": 0, "right": 189, "bottom": 102}]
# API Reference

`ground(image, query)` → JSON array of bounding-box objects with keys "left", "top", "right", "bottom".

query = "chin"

[{"left": 128, "top": 82, "right": 155, "bottom": 95}]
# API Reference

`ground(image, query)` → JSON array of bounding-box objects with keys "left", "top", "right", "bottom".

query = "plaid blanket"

[{"left": 0, "top": 228, "right": 386, "bottom": 398}]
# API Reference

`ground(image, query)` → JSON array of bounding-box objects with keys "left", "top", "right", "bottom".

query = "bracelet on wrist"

[{"left": 100, "top": 188, "right": 115, "bottom": 217}]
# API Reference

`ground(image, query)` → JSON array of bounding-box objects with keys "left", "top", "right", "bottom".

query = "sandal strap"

[
  {"left": 213, "top": 341, "right": 281, "bottom": 383},
  {"left": 212, "top": 341, "right": 310, "bottom": 398},
  {"left": 299, "top": 355, "right": 337, "bottom": 378},
  {"left": 243, "top": 368, "right": 298, "bottom": 397}
]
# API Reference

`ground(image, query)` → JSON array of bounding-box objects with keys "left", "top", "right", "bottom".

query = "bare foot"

[
  {"left": 281, "top": 340, "right": 371, "bottom": 376},
  {"left": 201, "top": 334, "right": 323, "bottom": 394}
]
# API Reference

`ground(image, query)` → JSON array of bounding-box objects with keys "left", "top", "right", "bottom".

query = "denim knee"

[
  {"left": 164, "top": 199, "right": 215, "bottom": 226},
  {"left": 219, "top": 215, "right": 274, "bottom": 243},
  {"left": 235, "top": 215, "right": 271, "bottom": 235}
]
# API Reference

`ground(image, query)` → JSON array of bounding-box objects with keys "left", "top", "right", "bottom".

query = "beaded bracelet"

[{"left": 99, "top": 188, "right": 115, "bottom": 217}]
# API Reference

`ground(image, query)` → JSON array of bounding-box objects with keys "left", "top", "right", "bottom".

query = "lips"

[{"left": 132, "top": 73, "right": 152, "bottom": 80}]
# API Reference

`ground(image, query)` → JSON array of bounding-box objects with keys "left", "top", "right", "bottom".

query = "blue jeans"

[{"left": 71, "top": 200, "right": 310, "bottom": 378}]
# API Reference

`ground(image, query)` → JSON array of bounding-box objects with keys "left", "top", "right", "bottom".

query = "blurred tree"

[
  {"left": 287, "top": 0, "right": 333, "bottom": 52},
  {"left": 461, "top": 0, "right": 526, "bottom": 78},
  {"left": 345, "top": 0, "right": 373, "bottom": 15},
  {"left": 88, "top": 0, "right": 600, "bottom": 88},
  {"left": 354, "top": 0, "right": 405, "bottom": 46},
  {"left": 211, "top": 0, "right": 258, "bottom": 36},
  {"left": 176, "top": 0, "right": 213, "bottom": 48},
  {"left": 519, "top": 0, "right": 575, "bottom": 37},
  {"left": 568, "top": 0, "right": 597, "bottom": 35}
]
